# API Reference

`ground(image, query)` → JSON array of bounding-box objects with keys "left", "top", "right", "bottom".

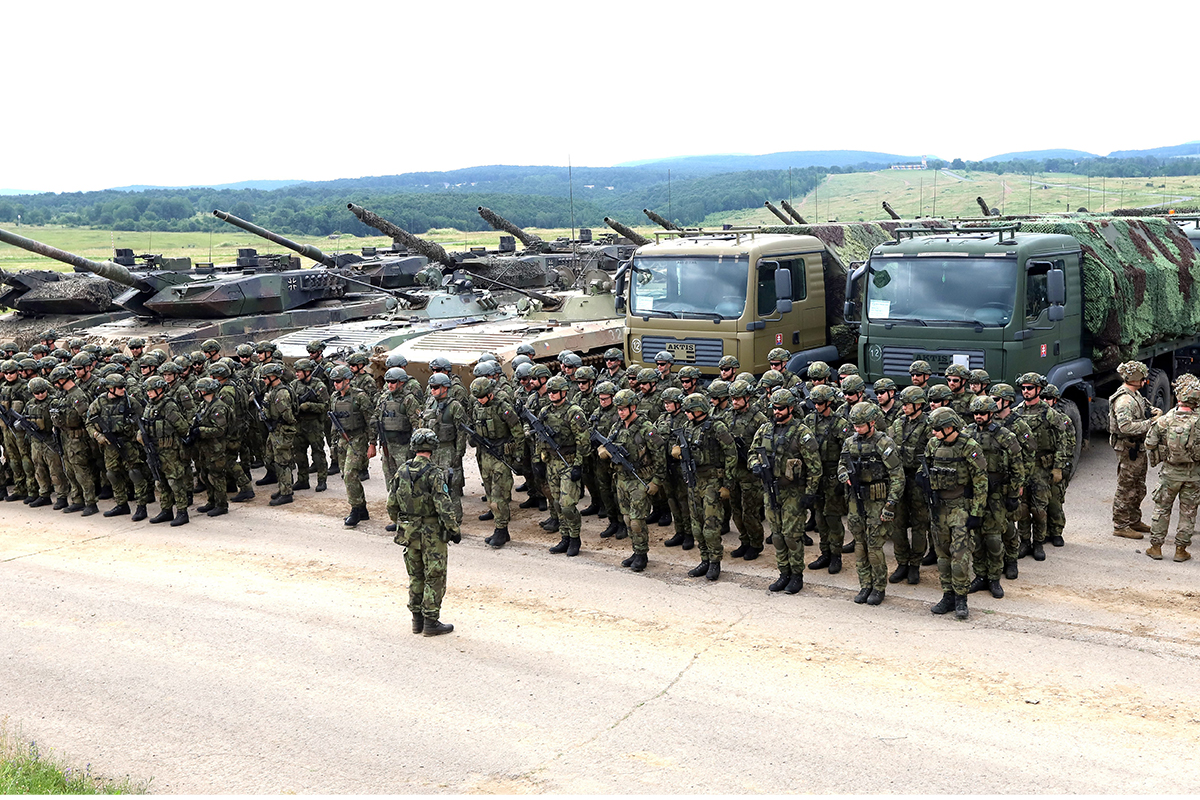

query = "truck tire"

[
  {"left": 1147, "top": 369, "right": 1172, "bottom": 415},
  {"left": 1059, "top": 397, "right": 1084, "bottom": 467}
]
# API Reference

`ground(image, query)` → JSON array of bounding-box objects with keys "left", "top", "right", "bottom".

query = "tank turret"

[
  {"left": 477, "top": 206, "right": 544, "bottom": 250},
  {"left": 764, "top": 201, "right": 793, "bottom": 225},
  {"left": 882, "top": 201, "right": 902, "bottom": 221},
  {"left": 213, "top": 209, "right": 339, "bottom": 268},
  {"left": 603, "top": 217, "right": 651, "bottom": 246},
  {"left": 780, "top": 200, "right": 807, "bottom": 224},
  {"left": 643, "top": 209, "right": 682, "bottom": 231}
]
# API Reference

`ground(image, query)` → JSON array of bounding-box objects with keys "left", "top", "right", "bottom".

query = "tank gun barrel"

[
  {"left": 603, "top": 217, "right": 651, "bottom": 246},
  {"left": 764, "top": 201, "right": 793, "bottom": 225},
  {"left": 881, "top": 201, "right": 902, "bottom": 221},
  {"left": 976, "top": 196, "right": 995, "bottom": 217},
  {"left": 780, "top": 200, "right": 807, "bottom": 224},
  {"left": 643, "top": 209, "right": 682, "bottom": 231},
  {"left": 337, "top": 272, "right": 428, "bottom": 308},
  {"left": 477, "top": 206, "right": 543, "bottom": 249},
  {"left": 347, "top": 203, "right": 454, "bottom": 269},
  {"left": 212, "top": 209, "right": 336, "bottom": 268},
  {"left": 466, "top": 271, "right": 562, "bottom": 310},
  {"left": 0, "top": 227, "right": 138, "bottom": 287}
]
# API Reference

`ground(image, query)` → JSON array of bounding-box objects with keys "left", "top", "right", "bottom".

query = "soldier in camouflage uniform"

[
  {"left": 375, "top": 367, "right": 423, "bottom": 533},
  {"left": 604, "top": 388, "right": 665, "bottom": 572},
  {"left": 467, "top": 376, "right": 524, "bottom": 548},
  {"left": 1015, "top": 372, "right": 1069, "bottom": 560},
  {"left": 676, "top": 392, "right": 738, "bottom": 581},
  {"left": 926, "top": 383, "right": 953, "bottom": 411},
  {"left": 750, "top": 389, "right": 821, "bottom": 594},
  {"left": 924, "top": 407, "right": 989, "bottom": 620},
  {"left": 141, "top": 375, "right": 192, "bottom": 526},
  {"left": 0, "top": 359, "right": 32, "bottom": 502},
  {"left": 716, "top": 355, "right": 740, "bottom": 387},
  {"left": 1041, "top": 383, "right": 1075, "bottom": 548},
  {"left": 209, "top": 362, "right": 254, "bottom": 503},
  {"left": 804, "top": 384, "right": 851, "bottom": 573},
  {"left": 192, "top": 377, "right": 231, "bottom": 519},
  {"left": 23, "top": 377, "right": 68, "bottom": 509},
  {"left": 887, "top": 385, "right": 931, "bottom": 585},
  {"left": 678, "top": 365, "right": 705, "bottom": 401},
  {"left": 768, "top": 348, "right": 802, "bottom": 393},
  {"left": 991, "top": 383, "right": 1034, "bottom": 579},
  {"left": 592, "top": 381, "right": 624, "bottom": 540},
  {"left": 520, "top": 364, "right": 553, "bottom": 518},
  {"left": 291, "top": 359, "right": 331, "bottom": 493},
  {"left": 838, "top": 402, "right": 905, "bottom": 606},
  {"left": 1144, "top": 380, "right": 1200, "bottom": 562},
  {"left": 601, "top": 348, "right": 629, "bottom": 392},
  {"left": 329, "top": 364, "right": 375, "bottom": 527},
  {"left": 657, "top": 388, "right": 694, "bottom": 550},
  {"left": 872, "top": 378, "right": 901, "bottom": 431},
  {"left": 86, "top": 373, "right": 150, "bottom": 519},
  {"left": 392, "top": 428, "right": 459, "bottom": 637},
  {"left": 944, "top": 363, "right": 973, "bottom": 417},
  {"left": 49, "top": 365, "right": 97, "bottom": 515},
  {"left": 969, "top": 369, "right": 991, "bottom": 397},
  {"left": 965, "top": 395, "right": 1025, "bottom": 598},
  {"left": 536, "top": 375, "right": 590, "bottom": 556},
  {"left": 727, "top": 380, "right": 769, "bottom": 560},
  {"left": 1109, "top": 361, "right": 1159, "bottom": 539},
  {"left": 421, "top": 372, "right": 468, "bottom": 524},
  {"left": 200, "top": 338, "right": 222, "bottom": 367},
  {"left": 653, "top": 351, "right": 683, "bottom": 393},
  {"left": 635, "top": 368, "right": 664, "bottom": 424},
  {"left": 260, "top": 363, "right": 297, "bottom": 507},
  {"left": 572, "top": 366, "right": 603, "bottom": 518}
]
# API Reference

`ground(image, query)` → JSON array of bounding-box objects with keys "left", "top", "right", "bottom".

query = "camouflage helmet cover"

[
  {"left": 470, "top": 377, "right": 495, "bottom": 398},
  {"left": 807, "top": 360, "right": 831, "bottom": 380},
  {"left": 969, "top": 395, "right": 1000, "bottom": 415},
  {"left": 928, "top": 406, "right": 963, "bottom": 430},
  {"left": 1116, "top": 361, "right": 1149, "bottom": 381},
  {"left": 770, "top": 388, "right": 795, "bottom": 408},
  {"left": 848, "top": 401, "right": 879, "bottom": 424},
  {"left": 682, "top": 393, "right": 709, "bottom": 414},
  {"left": 410, "top": 428, "right": 439, "bottom": 450},
  {"left": 897, "top": 385, "right": 927, "bottom": 406},
  {"left": 613, "top": 388, "right": 638, "bottom": 407}
]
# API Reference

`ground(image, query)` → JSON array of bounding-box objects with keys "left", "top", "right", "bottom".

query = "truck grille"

[
  {"left": 881, "top": 346, "right": 985, "bottom": 376},
  {"left": 639, "top": 336, "right": 724, "bottom": 367}
]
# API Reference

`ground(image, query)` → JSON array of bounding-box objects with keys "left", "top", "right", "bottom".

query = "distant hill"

[
  {"left": 0, "top": 188, "right": 41, "bottom": 196},
  {"left": 108, "top": 179, "right": 310, "bottom": 193},
  {"left": 618, "top": 150, "right": 924, "bottom": 173},
  {"left": 981, "top": 149, "right": 1098, "bottom": 162},
  {"left": 1107, "top": 141, "right": 1200, "bottom": 159}
]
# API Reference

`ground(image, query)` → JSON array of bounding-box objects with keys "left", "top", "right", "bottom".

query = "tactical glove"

[
  {"left": 671, "top": 444, "right": 682, "bottom": 459},
  {"left": 647, "top": 481, "right": 660, "bottom": 496},
  {"left": 570, "top": 465, "right": 582, "bottom": 483},
  {"left": 1051, "top": 468, "right": 1063, "bottom": 484},
  {"left": 1004, "top": 496, "right": 1020, "bottom": 512},
  {"left": 880, "top": 504, "right": 896, "bottom": 523},
  {"left": 966, "top": 514, "right": 983, "bottom": 530},
  {"left": 597, "top": 446, "right": 611, "bottom": 460},
  {"left": 448, "top": 529, "right": 462, "bottom": 544},
  {"left": 719, "top": 486, "right": 731, "bottom": 501}
]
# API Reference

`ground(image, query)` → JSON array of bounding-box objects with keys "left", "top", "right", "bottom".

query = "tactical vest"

[
  {"left": 1162, "top": 412, "right": 1199, "bottom": 465},
  {"left": 845, "top": 435, "right": 889, "bottom": 485},
  {"left": 431, "top": 400, "right": 457, "bottom": 443},
  {"left": 1109, "top": 386, "right": 1149, "bottom": 446},
  {"left": 379, "top": 392, "right": 414, "bottom": 443},
  {"left": 928, "top": 442, "right": 972, "bottom": 493},
  {"left": 145, "top": 398, "right": 181, "bottom": 445},
  {"left": 893, "top": 415, "right": 929, "bottom": 469},
  {"left": 331, "top": 390, "right": 365, "bottom": 433},
  {"left": 475, "top": 402, "right": 511, "bottom": 442}
]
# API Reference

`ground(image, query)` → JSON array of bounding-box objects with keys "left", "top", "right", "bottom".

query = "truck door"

[
  {"left": 1018, "top": 258, "right": 1065, "bottom": 379},
  {"left": 755, "top": 254, "right": 824, "bottom": 370}
]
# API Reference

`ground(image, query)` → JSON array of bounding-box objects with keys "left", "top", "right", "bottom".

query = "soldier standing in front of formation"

[
  {"left": 1143, "top": 379, "right": 1200, "bottom": 562},
  {"left": 422, "top": 373, "right": 468, "bottom": 524},
  {"left": 838, "top": 402, "right": 904, "bottom": 606},
  {"left": 537, "top": 375, "right": 590, "bottom": 557},
  {"left": 676, "top": 392, "right": 737, "bottom": 581},
  {"left": 329, "top": 364, "right": 374, "bottom": 527},
  {"left": 887, "top": 385, "right": 930, "bottom": 585},
  {"left": 603, "top": 388, "right": 664, "bottom": 572},
  {"left": 193, "top": 377, "right": 231, "bottom": 520},
  {"left": 260, "top": 363, "right": 297, "bottom": 507},
  {"left": 1109, "top": 361, "right": 1159, "bottom": 540},
  {"left": 727, "top": 380, "right": 769, "bottom": 561},
  {"left": 965, "top": 395, "right": 1024, "bottom": 599},
  {"left": 804, "top": 384, "right": 850, "bottom": 574},
  {"left": 468, "top": 376, "right": 524, "bottom": 549},
  {"left": 924, "top": 407, "right": 988, "bottom": 620},
  {"left": 140, "top": 375, "right": 192, "bottom": 526},
  {"left": 750, "top": 389, "right": 821, "bottom": 594},
  {"left": 392, "top": 428, "right": 459, "bottom": 637}
]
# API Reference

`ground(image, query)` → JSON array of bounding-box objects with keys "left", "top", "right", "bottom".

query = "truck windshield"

[
  {"left": 630, "top": 256, "right": 748, "bottom": 319},
  {"left": 864, "top": 257, "right": 1017, "bottom": 326}
]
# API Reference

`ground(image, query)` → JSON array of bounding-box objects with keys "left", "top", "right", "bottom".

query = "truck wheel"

[
  {"left": 1147, "top": 369, "right": 1172, "bottom": 415},
  {"left": 1059, "top": 397, "right": 1084, "bottom": 466}
]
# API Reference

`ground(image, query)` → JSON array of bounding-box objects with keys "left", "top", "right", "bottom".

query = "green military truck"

[
  {"left": 847, "top": 216, "right": 1200, "bottom": 462},
  {"left": 616, "top": 222, "right": 935, "bottom": 376}
]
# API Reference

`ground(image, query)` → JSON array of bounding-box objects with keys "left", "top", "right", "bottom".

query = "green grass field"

[
  {"left": 704, "top": 171, "right": 1200, "bottom": 226},
  {"left": 0, "top": 723, "right": 147, "bottom": 794}
]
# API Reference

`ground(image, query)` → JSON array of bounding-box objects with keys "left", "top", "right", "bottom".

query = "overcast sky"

[{"left": 5, "top": 0, "right": 1192, "bottom": 194}]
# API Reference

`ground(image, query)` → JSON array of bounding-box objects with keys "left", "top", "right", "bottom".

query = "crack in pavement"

[{"left": 1, "top": 533, "right": 119, "bottom": 563}]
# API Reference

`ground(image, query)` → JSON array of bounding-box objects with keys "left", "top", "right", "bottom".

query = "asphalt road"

[{"left": 4, "top": 436, "right": 1200, "bottom": 793}]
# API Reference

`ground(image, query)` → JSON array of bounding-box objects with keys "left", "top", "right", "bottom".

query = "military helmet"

[
  {"left": 425, "top": 356, "right": 449, "bottom": 372},
  {"left": 614, "top": 388, "right": 638, "bottom": 408},
  {"left": 516, "top": 343, "right": 537, "bottom": 358},
  {"left": 138, "top": 355, "right": 158, "bottom": 370},
  {"left": 1041, "top": 383, "right": 1061, "bottom": 400},
  {"left": 767, "top": 347, "right": 790, "bottom": 363},
  {"left": 660, "top": 387, "right": 685, "bottom": 404},
  {"left": 1178, "top": 382, "right": 1200, "bottom": 405},
  {"left": 51, "top": 348, "right": 71, "bottom": 361},
  {"left": 126, "top": 337, "right": 145, "bottom": 349},
  {"left": 838, "top": 363, "right": 860, "bottom": 377},
  {"left": 19, "top": 358, "right": 37, "bottom": 372},
  {"left": 195, "top": 377, "right": 219, "bottom": 394},
  {"left": 530, "top": 364, "right": 552, "bottom": 380},
  {"left": 200, "top": 339, "right": 221, "bottom": 354},
  {"left": 770, "top": 388, "right": 795, "bottom": 408},
  {"left": 385, "top": 353, "right": 408, "bottom": 369},
  {"left": 410, "top": 428, "right": 439, "bottom": 450},
  {"left": 172, "top": 355, "right": 191, "bottom": 370},
  {"left": 603, "top": 347, "right": 624, "bottom": 362},
  {"left": 29, "top": 344, "right": 49, "bottom": 356},
  {"left": 990, "top": 383, "right": 1017, "bottom": 402},
  {"left": 848, "top": 401, "right": 879, "bottom": 424},
  {"left": 969, "top": 368, "right": 991, "bottom": 386},
  {"left": 82, "top": 344, "right": 101, "bottom": 356},
  {"left": 970, "top": 395, "right": 1000, "bottom": 415},
  {"left": 678, "top": 365, "right": 702, "bottom": 382},
  {"left": 1016, "top": 371, "right": 1045, "bottom": 389},
  {"left": 144, "top": 375, "right": 167, "bottom": 392},
  {"left": 654, "top": 350, "right": 675, "bottom": 364},
  {"left": 188, "top": 351, "right": 206, "bottom": 365},
  {"left": 39, "top": 329, "right": 59, "bottom": 342},
  {"left": 561, "top": 352, "right": 583, "bottom": 369},
  {"left": 928, "top": 406, "right": 963, "bottom": 430},
  {"left": 511, "top": 354, "right": 533, "bottom": 369},
  {"left": 208, "top": 363, "right": 232, "bottom": 379},
  {"left": 347, "top": 353, "right": 370, "bottom": 368},
  {"left": 636, "top": 368, "right": 659, "bottom": 384},
  {"left": 322, "top": 364, "right": 348, "bottom": 381},
  {"left": 28, "top": 377, "right": 51, "bottom": 394},
  {"left": 49, "top": 365, "right": 74, "bottom": 384},
  {"left": 37, "top": 357, "right": 58, "bottom": 371},
  {"left": 470, "top": 377, "right": 495, "bottom": 398},
  {"left": 96, "top": 364, "right": 118, "bottom": 379},
  {"left": 557, "top": 349, "right": 575, "bottom": 363},
  {"left": 306, "top": 339, "right": 327, "bottom": 354},
  {"left": 905, "top": 360, "right": 931, "bottom": 377},
  {"left": 809, "top": 384, "right": 837, "bottom": 404},
  {"left": 708, "top": 380, "right": 731, "bottom": 399},
  {"left": 898, "top": 385, "right": 927, "bottom": 406},
  {"left": 1116, "top": 361, "right": 1149, "bottom": 382},
  {"left": 427, "top": 372, "right": 452, "bottom": 388},
  {"left": 477, "top": 352, "right": 498, "bottom": 364},
  {"left": 596, "top": 381, "right": 618, "bottom": 397},
  {"left": 254, "top": 340, "right": 274, "bottom": 353},
  {"left": 236, "top": 344, "right": 254, "bottom": 358},
  {"left": 69, "top": 353, "right": 93, "bottom": 369},
  {"left": 682, "top": 393, "right": 709, "bottom": 414},
  {"left": 926, "top": 384, "right": 954, "bottom": 402},
  {"left": 718, "top": 355, "right": 740, "bottom": 371},
  {"left": 98, "top": 345, "right": 116, "bottom": 359},
  {"left": 294, "top": 358, "right": 315, "bottom": 372},
  {"left": 736, "top": 372, "right": 756, "bottom": 387},
  {"left": 546, "top": 375, "right": 571, "bottom": 393},
  {"left": 104, "top": 373, "right": 127, "bottom": 390},
  {"left": 473, "top": 361, "right": 500, "bottom": 378},
  {"left": 384, "top": 367, "right": 409, "bottom": 383},
  {"left": 574, "top": 366, "right": 597, "bottom": 382},
  {"left": 840, "top": 375, "right": 866, "bottom": 394},
  {"left": 873, "top": 377, "right": 897, "bottom": 394},
  {"left": 760, "top": 370, "right": 785, "bottom": 389},
  {"left": 807, "top": 360, "right": 831, "bottom": 380},
  {"left": 730, "top": 379, "right": 753, "bottom": 399},
  {"left": 111, "top": 353, "right": 132, "bottom": 367},
  {"left": 259, "top": 362, "right": 283, "bottom": 378},
  {"left": 625, "top": 365, "right": 642, "bottom": 379},
  {"left": 66, "top": 338, "right": 85, "bottom": 350},
  {"left": 514, "top": 363, "right": 535, "bottom": 380}
]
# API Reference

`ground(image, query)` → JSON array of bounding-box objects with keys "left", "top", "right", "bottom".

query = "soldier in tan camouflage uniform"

[
  {"left": 1109, "top": 361, "right": 1160, "bottom": 539},
  {"left": 1144, "top": 379, "right": 1200, "bottom": 562}
]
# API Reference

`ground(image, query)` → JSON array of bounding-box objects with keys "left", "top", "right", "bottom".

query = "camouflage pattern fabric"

[
  {"left": 965, "top": 421, "right": 1023, "bottom": 581},
  {"left": 805, "top": 409, "right": 850, "bottom": 555},
  {"left": 750, "top": 416, "right": 821, "bottom": 574},
  {"left": 52, "top": 385, "right": 95, "bottom": 506},
  {"left": 838, "top": 431, "right": 904, "bottom": 591},
  {"left": 294, "top": 377, "right": 330, "bottom": 483},
  {"left": 331, "top": 387, "right": 374, "bottom": 509},
  {"left": 1110, "top": 386, "right": 1154, "bottom": 528},
  {"left": 684, "top": 415, "right": 738, "bottom": 563},
  {"left": 728, "top": 405, "right": 768, "bottom": 550},
  {"left": 607, "top": 412, "right": 664, "bottom": 555},
  {"left": 143, "top": 395, "right": 190, "bottom": 510},
  {"left": 266, "top": 383, "right": 297, "bottom": 498},
  {"left": 887, "top": 411, "right": 931, "bottom": 568},
  {"left": 1146, "top": 407, "right": 1200, "bottom": 548},
  {"left": 657, "top": 409, "right": 693, "bottom": 541},
  {"left": 421, "top": 397, "right": 467, "bottom": 523},
  {"left": 393, "top": 454, "right": 459, "bottom": 618},
  {"left": 472, "top": 396, "right": 524, "bottom": 528},
  {"left": 924, "top": 434, "right": 988, "bottom": 595}
]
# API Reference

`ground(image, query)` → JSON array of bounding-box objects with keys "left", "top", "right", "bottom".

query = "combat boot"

[
  {"left": 828, "top": 554, "right": 842, "bottom": 575},
  {"left": 769, "top": 571, "right": 790, "bottom": 592},
  {"left": 853, "top": 587, "right": 871, "bottom": 604},
  {"left": 921, "top": 544, "right": 938, "bottom": 566},
  {"left": 268, "top": 494, "right": 293, "bottom": 506},
  {"left": 207, "top": 507, "right": 228, "bottom": 518},
  {"left": 230, "top": 489, "right": 255, "bottom": 503},
  {"left": 489, "top": 528, "right": 509, "bottom": 549},
  {"left": 1113, "top": 527, "right": 1143, "bottom": 539},
  {"left": 5, "top": 491, "right": 25, "bottom": 503},
  {"left": 785, "top": 573, "right": 804, "bottom": 594},
  {"left": 808, "top": 552, "right": 832, "bottom": 570},
  {"left": 954, "top": 594, "right": 969, "bottom": 620},
  {"left": 1018, "top": 540, "right": 1033, "bottom": 558},
  {"left": 646, "top": 506, "right": 662, "bottom": 525},
  {"left": 359, "top": 470, "right": 370, "bottom": 482},
  {"left": 315, "top": 479, "right": 327, "bottom": 493},
  {"left": 566, "top": 537, "right": 581, "bottom": 557},
  {"left": 149, "top": 507, "right": 174, "bottom": 524},
  {"left": 344, "top": 506, "right": 367, "bottom": 527},
  {"left": 548, "top": 536, "right": 570, "bottom": 554},
  {"left": 802, "top": 533, "right": 814, "bottom": 546},
  {"left": 687, "top": 561, "right": 710, "bottom": 578},
  {"left": 658, "top": 511, "right": 672, "bottom": 528},
  {"left": 28, "top": 495, "right": 51, "bottom": 508},
  {"left": 327, "top": 461, "right": 339, "bottom": 475},
  {"left": 514, "top": 481, "right": 527, "bottom": 493},
  {"left": 1175, "top": 545, "right": 1192, "bottom": 563},
  {"left": 518, "top": 495, "right": 540, "bottom": 509},
  {"left": 614, "top": 524, "right": 628, "bottom": 540},
  {"left": 411, "top": 613, "right": 424, "bottom": 635},
  {"left": 23, "top": 494, "right": 34, "bottom": 504},
  {"left": 1004, "top": 559, "right": 1018, "bottom": 580},
  {"left": 579, "top": 501, "right": 600, "bottom": 516},
  {"left": 52, "top": 497, "right": 67, "bottom": 511},
  {"left": 105, "top": 501, "right": 130, "bottom": 520},
  {"left": 842, "top": 541, "right": 856, "bottom": 554},
  {"left": 889, "top": 563, "right": 908, "bottom": 584},
  {"left": 706, "top": 561, "right": 721, "bottom": 581},
  {"left": 663, "top": 531, "right": 684, "bottom": 547},
  {"left": 731, "top": 543, "right": 750, "bottom": 559},
  {"left": 540, "top": 516, "right": 560, "bottom": 532},
  {"left": 600, "top": 519, "right": 621, "bottom": 538},
  {"left": 170, "top": 509, "right": 190, "bottom": 527},
  {"left": 538, "top": 498, "right": 548, "bottom": 512},
  {"left": 989, "top": 580, "right": 1004, "bottom": 598},
  {"left": 81, "top": 504, "right": 99, "bottom": 517},
  {"left": 63, "top": 503, "right": 83, "bottom": 514},
  {"left": 630, "top": 553, "right": 647, "bottom": 572},
  {"left": 255, "top": 470, "right": 277, "bottom": 487},
  {"left": 866, "top": 588, "right": 885, "bottom": 606},
  {"left": 967, "top": 576, "right": 989, "bottom": 594},
  {"left": 387, "top": 523, "right": 396, "bottom": 532},
  {"left": 681, "top": 535, "right": 695, "bottom": 551},
  {"left": 131, "top": 505, "right": 148, "bottom": 522},
  {"left": 1131, "top": 521, "right": 1153, "bottom": 533},
  {"left": 0, "top": 485, "right": 7, "bottom": 501},
  {"left": 196, "top": 503, "right": 215, "bottom": 514},
  {"left": 931, "top": 592, "right": 955, "bottom": 615},
  {"left": 720, "top": 519, "right": 730, "bottom": 535},
  {"left": 97, "top": 486, "right": 113, "bottom": 501},
  {"left": 423, "top": 617, "right": 454, "bottom": 636},
  {"left": 907, "top": 565, "right": 920, "bottom": 584},
  {"left": 621, "top": 553, "right": 636, "bottom": 568},
  {"left": 743, "top": 546, "right": 761, "bottom": 561},
  {"left": 1049, "top": 533, "right": 1065, "bottom": 547},
  {"left": 478, "top": 509, "right": 494, "bottom": 521},
  {"left": 1032, "top": 542, "right": 1046, "bottom": 561},
  {"left": 1146, "top": 543, "right": 1163, "bottom": 559},
  {"left": 292, "top": 476, "right": 311, "bottom": 491}
]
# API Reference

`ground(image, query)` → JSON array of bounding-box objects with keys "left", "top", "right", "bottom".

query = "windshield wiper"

[
  {"left": 682, "top": 310, "right": 724, "bottom": 321},
  {"left": 641, "top": 309, "right": 679, "bottom": 319},
  {"left": 878, "top": 317, "right": 928, "bottom": 326},
  {"left": 945, "top": 319, "right": 990, "bottom": 329}
]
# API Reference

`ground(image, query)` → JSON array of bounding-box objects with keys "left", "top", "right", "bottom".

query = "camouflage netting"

[
  {"left": 7, "top": 273, "right": 121, "bottom": 314},
  {"left": 1017, "top": 216, "right": 1200, "bottom": 371}
]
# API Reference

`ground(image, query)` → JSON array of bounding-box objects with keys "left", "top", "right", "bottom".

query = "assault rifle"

[
  {"left": 915, "top": 453, "right": 939, "bottom": 520},
  {"left": 252, "top": 393, "right": 275, "bottom": 432},
  {"left": 753, "top": 446, "right": 782, "bottom": 513},
  {"left": 590, "top": 429, "right": 648, "bottom": 489},
  {"left": 844, "top": 454, "right": 867, "bottom": 519},
  {"left": 329, "top": 409, "right": 350, "bottom": 442},
  {"left": 673, "top": 428, "right": 697, "bottom": 488},
  {"left": 136, "top": 415, "right": 163, "bottom": 485},
  {"left": 519, "top": 406, "right": 569, "bottom": 467},
  {"left": 375, "top": 417, "right": 391, "bottom": 464},
  {"left": 460, "top": 421, "right": 519, "bottom": 474},
  {"left": 11, "top": 409, "right": 61, "bottom": 456}
]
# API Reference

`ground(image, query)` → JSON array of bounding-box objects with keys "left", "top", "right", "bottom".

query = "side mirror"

[
  {"left": 843, "top": 263, "right": 868, "bottom": 324},
  {"left": 774, "top": 267, "right": 793, "bottom": 314},
  {"left": 1048, "top": 305, "right": 1064, "bottom": 322},
  {"left": 1047, "top": 267, "right": 1065, "bottom": 305},
  {"left": 614, "top": 295, "right": 626, "bottom": 313}
]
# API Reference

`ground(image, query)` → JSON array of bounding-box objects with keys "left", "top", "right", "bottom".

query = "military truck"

[
  {"left": 846, "top": 216, "right": 1200, "bottom": 463},
  {"left": 617, "top": 221, "right": 946, "bottom": 376}
]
